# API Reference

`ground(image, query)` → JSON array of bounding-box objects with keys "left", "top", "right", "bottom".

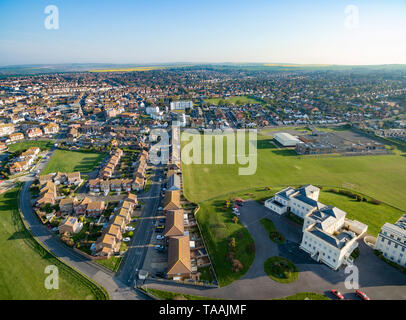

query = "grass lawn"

[
  {"left": 196, "top": 201, "right": 255, "bottom": 287},
  {"left": 94, "top": 257, "right": 123, "bottom": 272},
  {"left": 7, "top": 140, "right": 54, "bottom": 153},
  {"left": 43, "top": 149, "right": 105, "bottom": 174},
  {"left": 264, "top": 256, "right": 298, "bottom": 284},
  {"left": 182, "top": 131, "right": 406, "bottom": 211},
  {"left": 260, "top": 218, "right": 285, "bottom": 244},
  {"left": 275, "top": 292, "right": 330, "bottom": 300},
  {"left": 204, "top": 95, "right": 263, "bottom": 106},
  {"left": 318, "top": 190, "right": 404, "bottom": 237},
  {"left": 0, "top": 187, "right": 107, "bottom": 300},
  {"left": 143, "top": 288, "right": 221, "bottom": 300}
]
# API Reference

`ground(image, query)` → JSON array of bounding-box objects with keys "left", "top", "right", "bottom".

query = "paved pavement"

[{"left": 144, "top": 201, "right": 406, "bottom": 300}]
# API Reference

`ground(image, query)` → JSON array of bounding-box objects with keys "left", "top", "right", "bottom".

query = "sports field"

[
  {"left": 182, "top": 133, "right": 406, "bottom": 211},
  {"left": 43, "top": 150, "right": 105, "bottom": 174},
  {"left": 0, "top": 188, "right": 106, "bottom": 299}
]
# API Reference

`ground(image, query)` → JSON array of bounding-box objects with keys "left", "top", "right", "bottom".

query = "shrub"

[
  {"left": 247, "top": 242, "right": 256, "bottom": 254},
  {"left": 232, "top": 259, "right": 244, "bottom": 273},
  {"left": 232, "top": 216, "right": 239, "bottom": 224},
  {"left": 370, "top": 199, "right": 382, "bottom": 205}
]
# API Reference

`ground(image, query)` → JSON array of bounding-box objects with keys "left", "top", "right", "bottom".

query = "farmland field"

[
  {"left": 0, "top": 187, "right": 106, "bottom": 300},
  {"left": 89, "top": 66, "right": 168, "bottom": 73},
  {"left": 43, "top": 150, "right": 105, "bottom": 174}
]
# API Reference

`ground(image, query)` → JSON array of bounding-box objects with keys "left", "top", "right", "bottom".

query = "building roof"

[
  {"left": 164, "top": 210, "right": 184, "bottom": 237},
  {"left": 163, "top": 190, "right": 181, "bottom": 211},
  {"left": 167, "top": 236, "right": 192, "bottom": 275}
]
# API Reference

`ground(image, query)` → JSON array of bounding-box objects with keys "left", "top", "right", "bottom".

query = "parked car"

[
  {"left": 331, "top": 289, "right": 344, "bottom": 300},
  {"left": 125, "top": 226, "right": 135, "bottom": 232},
  {"left": 355, "top": 290, "right": 370, "bottom": 300},
  {"left": 158, "top": 207, "right": 163, "bottom": 211},
  {"left": 159, "top": 218, "right": 165, "bottom": 223},
  {"left": 122, "top": 237, "right": 131, "bottom": 242},
  {"left": 155, "top": 271, "right": 166, "bottom": 278},
  {"left": 154, "top": 245, "right": 164, "bottom": 250},
  {"left": 157, "top": 235, "right": 165, "bottom": 240},
  {"left": 155, "top": 228, "right": 163, "bottom": 233}
]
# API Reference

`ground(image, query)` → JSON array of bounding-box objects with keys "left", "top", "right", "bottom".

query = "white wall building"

[
  {"left": 170, "top": 101, "right": 193, "bottom": 111},
  {"left": 375, "top": 216, "right": 406, "bottom": 268},
  {"left": 274, "top": 132, "right": 302, "bottom": 147},
  {"left": 265, "top": 184, "right": 367, "bottom": 270}
]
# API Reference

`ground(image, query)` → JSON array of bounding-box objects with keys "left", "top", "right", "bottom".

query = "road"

[
  {"left": 116, "top": 164, "right": 164, "bottom": 286},
  {"left": 17, "top": 147, "right": 149, "bottom": 300}
]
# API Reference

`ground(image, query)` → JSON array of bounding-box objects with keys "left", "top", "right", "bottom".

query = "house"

[
  {"left": 88, "top": 179, "right": 101, "bottom": 193},
  {"left": 86, "top": 201, "right": 105, "bottom": 217},
  {"left": 0, "top": 123, "right": 15, "bottom": 137},
  {"left": 164, "top": 210, "right": 184, "bottom": 237},
  {"left": 43, "top": 123, "right": 59, "bottom": 135},
  {"left": 167, "top": 235, "right": 192, "bottom": 280},
  {"left": 132, "top": 176, "right": 145, "bottom": 191},
  {"left": 39, "top": 173, "right": 55, "bottom": 185},
  {"left": 264, "top": 185, "right": 323, "bottom": 217},
  {"left": 59, "top": 197, "right": 74, "bottom": 215},
  {"left": 36, "top": 181, "right": 57, "bottom": 206},
  {"left": 75, "top": 197, "right": 92, "bottom": 215},
  {"left": 167, "top": 173, "right": 181, "bottom": 191},
  {"left": 94, "top": 234, "right": 120, "bottom": 257},
  {"left": 26, "top": 127, "right": 43, "bottom": 138},
  {"left": 375, "top": 215, "right": 406, "bottom": 268},
  {"left": 110, "top": 179, "right": 122, "bottom": 192},
  {"left": 58, "top": 216, "right": 82, "bottom": 234},
  {"left": 102, "top": 223, "right": 122, "bottom": 242},
  {"left": 0, "top": 143, "right": 7, "bottom": 152},
  {"left": 163, "top": 190, "right": 181, "bottom": 211},
  {"left": 100, "top": 180, "right": 110, "bottom": 195},
  {"left": 112, "top": 215, "right": 126, "bottom": 232},
  {"left": 122, "top": 178, "right": 133, "bottom": 192},
  {"left": 126, "top": 193, "right": 138, "bottom": 205},
  {"left": 118, "top": 207, "right": 131, "bottom": 224},
  {"left": 9, "top": 132, "right": 24, "bottom": 142},
  {"left": 66, "top": 172, "right": 81, "bottom": 185}
]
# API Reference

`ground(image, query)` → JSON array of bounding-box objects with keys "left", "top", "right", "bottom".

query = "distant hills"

[{"left": 1, "top": 62, "right": 406, "bottom": 77}]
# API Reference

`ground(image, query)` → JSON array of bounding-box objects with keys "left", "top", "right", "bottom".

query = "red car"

[
  {"left": 355, "top": 290, "right": 370, "bottom": 300},
  {"left": 331, "top": 289, "right": 344, "bottom": 300}
]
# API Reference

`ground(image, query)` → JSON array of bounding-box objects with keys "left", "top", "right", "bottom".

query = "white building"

[
  {"left": 265, "top": 184, "right": 367, "bottom": 270},
  {"left": 375, "top": 216, "right": 406, "bottom": 268},
  {"left": 265, "top": 185, "right": 323, "bottom": 218},
  {"left": 274, "top": 132, "right": 302, "bottom": 147},
  {"left": 170, "top": 101, "right": 193, "bottom": 111}
]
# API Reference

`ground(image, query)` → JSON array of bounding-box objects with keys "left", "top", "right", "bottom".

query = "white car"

[
  {"left": 125, "top": 226, "right": 135, "bottom": 231},
  {"left": 156, "top": 235, "right": 165, "bottom": 240},
  {"left": 122, "top": 237, "right": 131, "bottom": 242}
]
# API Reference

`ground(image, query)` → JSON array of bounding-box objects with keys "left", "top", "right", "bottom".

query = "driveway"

[{"left": 144, "top": 201, "right": 406, "bottom": 300}]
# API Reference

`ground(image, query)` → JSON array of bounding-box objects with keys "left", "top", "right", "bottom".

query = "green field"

[
  {"left": 7, "top": 140, "right": 54, "bottom": 153},
  {"left": 182, "top": 133, "right": 406, "bottom": 211},
  {"left": 182, "top": 129, "right": 406, "bottom": 286},
  {"left": 204, "top": 96, "right": 264, "bottom": 106},
  {"left": 43, "top": 150, "right": 105, "bottom": 174},
  {"left": 0, "top": 187, "right": 107, "bottom": 300}
]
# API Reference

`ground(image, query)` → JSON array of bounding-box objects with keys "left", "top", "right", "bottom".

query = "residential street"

[{"left": 116, "top": 165, "right": 164, "bottom": 286}]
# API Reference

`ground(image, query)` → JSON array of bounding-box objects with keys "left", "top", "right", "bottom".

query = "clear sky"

[{"left": 0, "top": 0, "right": 405, "bottom": 66}]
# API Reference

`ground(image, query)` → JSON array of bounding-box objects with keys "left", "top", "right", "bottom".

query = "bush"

[
  {"left": 232, "top": 259, "right": 244, "bottom": 273},
  {"left": 247, "top": 242, "right": 256, "bottom": 254},
  {"left": 370, "top": 199, "right": 382, "bottom": 205}
]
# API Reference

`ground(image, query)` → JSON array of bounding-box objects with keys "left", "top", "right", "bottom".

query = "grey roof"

[
  {"left": 167, "top": 174, "right": 181, "bottom": 191},
  {"left": 276, "top": 187, "right": 296, "bottom": 200},
  {"left": 309, "top": 228, "right": 355, "bottom": 249}
]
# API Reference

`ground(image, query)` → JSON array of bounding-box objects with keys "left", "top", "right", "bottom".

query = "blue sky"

[{"left": 0, "top": 0, "right": 405, "bottom": 66}]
